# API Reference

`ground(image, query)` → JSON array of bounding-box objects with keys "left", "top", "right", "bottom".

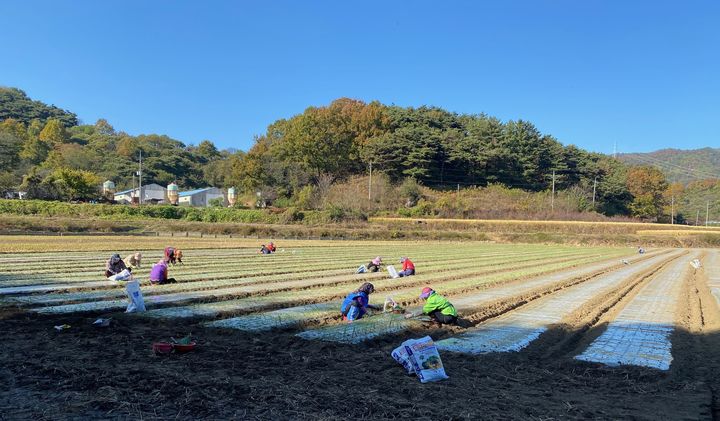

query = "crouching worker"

[
  {"left": 398, "top": 257, "right": 415, "bottom": 277},
  {"left": 340, "top": 282, "right": 380, "bottom": 322},
  {"left": 267, "top": 242, "right": 276, "bottom": 253},
  {"left": 124, "top": 252, "right": 143, "bottom": 269},
  {"left": 105, "top": 254, "right": 129, "bottom": 278},
  {"left": 367, "top": 256, "right": 382, "bottom": 272},
  {"left": 259, "top": 244, "right": 271, "bottom": 254},
  {"left": 405, "top": 287, "right": 457, "bottom": 325},
  {"left": 150, "top": 258, "right": 177, "bottom": 285},
  {"left": 164, "top": 247, "right": 183, "bottom": 265}
]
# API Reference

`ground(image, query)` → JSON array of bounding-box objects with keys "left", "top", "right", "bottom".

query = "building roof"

[
  {"left": 178, "top": 187, "right": 214, "bottom": 197},
  {"left": 114, "top": 183, "right": 165, "bottom": 196}
]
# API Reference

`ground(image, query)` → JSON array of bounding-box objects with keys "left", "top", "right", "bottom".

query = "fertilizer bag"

[
  {"left": 108, "top": 269, "right": 132, "bottom": 282},
  {"left": 387, "top": 265, "right": 399, "bottom": 279},
  {"left": 125, "top": 280, "right": 146, "bottom": 313},
  {"left": 391, "top": 338, "right": 418, "bottom": 375},
  {"left": 403, "top": 336, "right": 448, "bottom": 383}
]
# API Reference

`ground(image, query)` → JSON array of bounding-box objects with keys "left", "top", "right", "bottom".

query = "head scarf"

[
  {"left": 357, "top": 282, "right": 375, "bottom": 295},
  {"left": 420, "top": 287, "right": 433, "bottom": 299}
]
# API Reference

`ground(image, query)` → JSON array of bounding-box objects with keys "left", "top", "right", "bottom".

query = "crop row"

[{"left": 14, "top": 249, "right": 594, "bottom": 306}]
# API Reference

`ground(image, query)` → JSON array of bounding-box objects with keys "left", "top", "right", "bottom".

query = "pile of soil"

[{"left": 1, "top": 306, "right": 719, "bottom": 420}]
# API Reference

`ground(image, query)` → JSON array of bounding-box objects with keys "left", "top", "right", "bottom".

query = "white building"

[
  {"left": 178, "top": 187, "right": 225, "bottom": 207},
  {"left": 114, "top": 183, "right": 167, "bottom": 204}
]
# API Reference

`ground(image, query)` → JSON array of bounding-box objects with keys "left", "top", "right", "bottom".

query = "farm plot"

[
  {"left": 32, "top": 248, "right": 599, "bottom": 314},
  {"left": 0, "top": 243, "right": 552, "bottom": 291},
  {"left": 434, "top": 251, "right": 680, "bottom": 354},
  {"left": 291, "top": 250, "right": 668, "bottom": 344},
  {"left": 574, "top": 253, "right": 697, "bottom": 370},
  {"left": 12, "top": 247, "right": 586, "bottom": 307},
  {"left": 141, "top": 251, "right": 621, "bottom": 320}
]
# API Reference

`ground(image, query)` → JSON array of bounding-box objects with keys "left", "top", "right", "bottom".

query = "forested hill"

[
  {"left": 619, "top": 148, "right": 720, "bottom": 185},
  {"left": 1, "top": 87, "right": 707, "bottom": 222},
  {"left": 0, "top": 87, "right": 77, "bottom": 127}
]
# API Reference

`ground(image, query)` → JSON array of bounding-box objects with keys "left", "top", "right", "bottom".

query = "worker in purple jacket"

[{"left": 150, "top": 258, "right": 177, "bottom": 285}]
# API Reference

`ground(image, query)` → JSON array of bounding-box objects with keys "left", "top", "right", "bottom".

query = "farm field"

[{"left": 1, "top": 237, "right": 719, "bottom": 419}]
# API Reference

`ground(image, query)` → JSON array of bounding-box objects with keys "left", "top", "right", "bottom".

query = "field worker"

[
  {"left": 150, "top": 258, "right": 177, "bottom": 285},
  {"left": 367, "top": 256, "right": 382, "bottom": 272},
  {"left": 260, "top": 244, "right": 271, "bottom": 254},
  {"left": 267, "top": 242, "right": 276, "bottom": 253},
  {"left": 341, "top": 282, "right": 380, "bottom": 322},
  {"left": 398, "top": 257, "right": 415, "bottom": 277},
  {"left": 105, "top": 254, "right": 129, "bottom": 278},
  {"left": 405, "top": 287, "right": 458, "bottom": 325},
  {"left": 124, "top": 252, "right": 143, "bottom": 269},
  {"left": 174, "top": 249, "right": 183, "bottom": 264}
]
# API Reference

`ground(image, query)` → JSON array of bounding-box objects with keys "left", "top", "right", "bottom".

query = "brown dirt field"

[{"left": 1, "top": 298, "right": 719, "bottom": 420}]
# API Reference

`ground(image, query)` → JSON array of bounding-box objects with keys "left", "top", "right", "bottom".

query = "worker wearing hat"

[
  {"left": 105, "top": 253, "right": 129, "bottom": 278},
  {"left": 405, "top": 287, "right": 457, "bottom": 325},
  {"left": 398, "top": 257, "right": 415, "bottom": 277}
]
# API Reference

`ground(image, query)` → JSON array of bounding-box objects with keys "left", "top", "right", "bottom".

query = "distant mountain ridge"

[{"left": 619, "top": 147, "right": 720, "bottom": 184}]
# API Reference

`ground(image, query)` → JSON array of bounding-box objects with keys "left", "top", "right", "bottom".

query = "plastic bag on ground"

[
  {"left": 387, "top": 265, "right": 399, "bottom": 279},
  {"left": 125, "top": 280, "right": 146, "bottom": 313},
  {"left": 108, "top": 269, "right": 133, "bottom": 282},
  {"left": 356, "top": 265, "right": 367, "bottom": 274},
  {"left": 392, "top": 338, "right": 418, "bottom": 375},
  {"left": 403, "top": 336, "right": 449, "bottom": 383}
]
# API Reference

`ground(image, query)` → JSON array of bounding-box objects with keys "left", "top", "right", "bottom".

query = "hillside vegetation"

[{"left": 1, "top": 87, "right": 717, "bottom": 223}]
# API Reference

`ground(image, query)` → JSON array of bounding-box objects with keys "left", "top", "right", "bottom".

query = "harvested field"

[{"left": 1, "top": 237, "right": 719, "bottom": 420}]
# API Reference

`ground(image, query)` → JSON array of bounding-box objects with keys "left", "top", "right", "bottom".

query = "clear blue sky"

[{"left": 1, "top": 0, "right": 718, "bottom": 154}]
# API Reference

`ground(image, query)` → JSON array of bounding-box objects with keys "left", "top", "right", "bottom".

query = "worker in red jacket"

[{"left": 398, "top": 257, "right": 415, "bottom": 277}]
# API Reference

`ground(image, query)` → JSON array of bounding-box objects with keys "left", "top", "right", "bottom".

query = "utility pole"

[
  {"left": 457, "top": 183, "right": 460, "bottom": 200},
  {"left": 671, "top": 195, "right": 674, "bottom": 225},
  {"left": 707, "top": 202, "right": 710, "bottom": 226},
  {"left": 551, "top": 170, "right": 556, "bottom": 212},
  {"left": 592, "top": 177, "right": 597, "bottom": 208},
  {"left": 368, "top": 162, "right": 372, "bottom": 201},
  {"left": 138, "top": 150, "right": 143, "bottom": 205},
  {"left": 696, "top": 209, "right": 700, "bottom": 226}
]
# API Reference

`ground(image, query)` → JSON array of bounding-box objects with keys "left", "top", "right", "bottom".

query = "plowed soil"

[{"left": 2, "top": 294, "right": 719, "bottom": 421}]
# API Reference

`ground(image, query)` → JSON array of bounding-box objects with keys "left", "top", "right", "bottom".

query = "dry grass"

[{"left": 0, "top": 235, "right": 434, "bottom": 253}]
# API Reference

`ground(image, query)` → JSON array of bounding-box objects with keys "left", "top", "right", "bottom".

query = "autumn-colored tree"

[
  {"left": 626, "top": 165, "right": 668, "bottom": 220},
  {"left": 49, "top": 167, "right": 101, "bottom": 201},
  {"left": 39, "top": 119, "right": 69, "bottom": 145}
]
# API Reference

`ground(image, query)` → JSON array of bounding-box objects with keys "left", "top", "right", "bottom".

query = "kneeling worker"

[
  {"left": 341, "top": 282, "right": 380, "bottom": 322},
  {"left": 405, "top": 287, "right": 457, "bottom": 325},
  {"left": 150, "top": 258, "right": 177, "bottom": 285}
]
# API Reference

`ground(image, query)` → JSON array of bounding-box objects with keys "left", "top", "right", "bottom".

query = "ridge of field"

[
  {"left": 703, "top": 251, "right": 720, "bottom": 307},
  {"left": 210, "top": 251, "right": 661, "bottom": 334},
  {"left": 0, "top": 245, "right": 581, "bottom": 294},
  {"left": 0, "top": 244, "right": 554, "bottom": 280},
  {"left": 292, "top": 251, "right": 667, "bottom": 344},
  {"left": 32, "top": 251, "right": 602, "bottom": 314},
  {"left": 434, "top": 252, "right": 679, "bottom": 354},
  {"left": 574, "top": 253, "right": 695, "bottom": 370},
  {"left": 7, "top": 248, "right": 580, "bottom": 305},
  {"left": 0, "top": 236, "right": 479, "bottom": 254},
  {"left": 134, "top": 251, "right": 627, "bottom": 320}
]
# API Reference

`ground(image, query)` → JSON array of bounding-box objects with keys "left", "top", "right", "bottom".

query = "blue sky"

[{"left": 1, "top": 1, "right": 718, "bottom": 154}]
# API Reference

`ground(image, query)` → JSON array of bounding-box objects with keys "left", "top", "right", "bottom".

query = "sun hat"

[
  {"left": 420, "top": 287, "right": 433, "bottom": 299},
  {"left": 400, "top": 257, "right": 407, "bottom": 263}
]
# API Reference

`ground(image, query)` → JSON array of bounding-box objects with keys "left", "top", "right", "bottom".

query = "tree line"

[{"left": 0, "top": 87, "right": 699, "bottom": 221}]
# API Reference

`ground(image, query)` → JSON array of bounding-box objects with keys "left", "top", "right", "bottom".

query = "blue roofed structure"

[{"left": 178, "top": 187, "right": 225, "bottom": 207}]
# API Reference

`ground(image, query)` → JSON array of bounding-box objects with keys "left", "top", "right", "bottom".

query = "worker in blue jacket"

[{"left": 341, "top": 282, "right": 380, "bottom": 322}]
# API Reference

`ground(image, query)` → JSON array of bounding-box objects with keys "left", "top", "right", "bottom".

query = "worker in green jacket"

[{"left": 405, "top": 287, "right": 458, "bottom": 325}]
